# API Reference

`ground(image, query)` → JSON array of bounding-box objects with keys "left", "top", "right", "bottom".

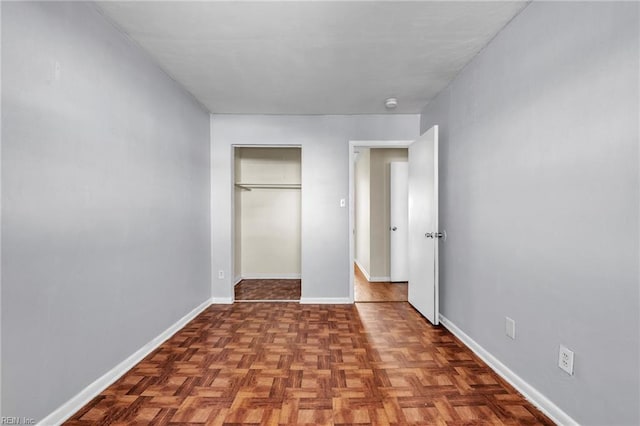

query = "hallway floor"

[
  {"left": 354, "top": 264, "right": 408, "bottom": 302},
  {"left": 66, "top": 302, "right": 553, "bottom": 425}
]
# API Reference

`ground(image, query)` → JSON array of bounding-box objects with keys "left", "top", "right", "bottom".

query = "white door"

[
  {"left": 408, "top": 125, "right": 439, "bottom": 325},
  {"left": 390, "top": 162, "right": 409, "bottom": 282}
]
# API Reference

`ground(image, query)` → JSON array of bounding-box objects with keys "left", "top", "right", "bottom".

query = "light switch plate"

[{"left": 505, "top": 317, "right": 516, "bottom": 339}]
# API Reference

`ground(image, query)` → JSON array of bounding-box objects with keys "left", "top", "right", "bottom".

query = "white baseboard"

[
  {"left": 239, "top": 273, "right": 301, "bottom": 280},
  {"left": 368, "top": 276, "right": 392, "bottom": 282},
  {"left": 234, "top": 276, "right": 242, "bottom": 286},
  {"left": 439, "top": 314, "right": 578, "bottom": 426},
  {"left": 211, "top": 297, "right": 233, "bottom": 304},
  {"left": 354, "top": 260, "right": 371, "bottom": 281},
  {"left": 299, "top": 297, "right": 352, "bottom": 304},
  {"left": 38, "top": 299, "right": 211, "bottom": 426},
  {"left": 354, "top": 261, "right": 391, "bottom": 282}
]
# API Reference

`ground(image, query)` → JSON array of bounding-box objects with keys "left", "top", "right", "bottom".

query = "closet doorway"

[{"left": 233, "top": 146, "right": 302, "bottom": 301}]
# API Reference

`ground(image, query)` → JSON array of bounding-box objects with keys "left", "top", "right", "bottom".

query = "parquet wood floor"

[
  {"left": 66, "top": 302, "right": 553, "bottom": 425},
  {"left": 354, "top": 264, "right": 408, "bottom": 303},
  {"left": 235, "top": 279, "right": 301, "bottom": 301}
]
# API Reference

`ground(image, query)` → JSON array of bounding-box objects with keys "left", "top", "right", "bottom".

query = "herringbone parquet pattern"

[{"left": 65, "top": 303, "right": 554, "bottom": 425}]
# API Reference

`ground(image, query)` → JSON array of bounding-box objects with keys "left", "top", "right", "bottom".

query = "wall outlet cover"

[{"left": 558, "top": 345, "right": 574, "bottom": 375}]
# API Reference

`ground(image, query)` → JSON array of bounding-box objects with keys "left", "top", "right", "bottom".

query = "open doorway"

[
  {"left": 233, "top": 146, "right": 302, "bottom": 301},
  {"left": 350, "top": 128, "right": 440, "bottom": 323},
  {"left": 350, "top": 141, "right": 412, "bottom": 302}
]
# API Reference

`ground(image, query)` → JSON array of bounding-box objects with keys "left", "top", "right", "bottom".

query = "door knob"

[
  {"left": 425, "top": 232, "right": 444, "bottom": 239},
  {"left": 391, "top": 226, "right": 398, "bottom": 231}
]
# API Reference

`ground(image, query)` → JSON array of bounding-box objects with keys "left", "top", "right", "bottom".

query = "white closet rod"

[{"left": 235, "top": 183, "right": 301, "bottom": 191}]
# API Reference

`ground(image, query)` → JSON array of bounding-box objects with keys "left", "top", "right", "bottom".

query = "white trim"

[
  {"left": 354, "top": 260, "right": 391, "bottom": 282},
  {"left": 230, "top": 144, "right": 303, "bottom": 304},
  {"left": 0, "top": 2, "right": 4, "bottom": 415},
  {"left": 234, "top": 276, "right": 242, "bottom": 286},
  {"left": 231, "top": 144, "right": 301, "bottom": 149},
  {"left": 235, "top": 299, "right": 299, "bottom": 303},
  {"left": 354, "top": 259, "right": 372, "bottom": 281},
  {"left": 350, "top": 140, "right": 415, "bottom": 147},
  {"left": 239, "top": 274, "right": 301, "bottom": 280},
  {"left": 37, "top": 299, "right": 211, "bottom": 426},
  {"left": 439, "top": 314, "right": 579, "bottom": 426},
  {"left": 348, "top": 140, "right": 414, "bottom": 305},
  {"left": 368, "top": 276, "right": 392, "bottom": 282},
  {"left": 211, "top": 297, "right": 234, "bottom": 304},
  {"left": 432, "top": 125, "right": 440, "bottom": 326},
  {"left": 299, "top": 297, "right": 352, "bottom": 304},
  {"left": 228, "top": 141, "right": 236, "bottom": 303}
]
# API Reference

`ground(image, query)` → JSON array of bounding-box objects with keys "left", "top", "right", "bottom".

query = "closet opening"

[{"left": 232, "top": 146, "right": 302, "bottom": 302}]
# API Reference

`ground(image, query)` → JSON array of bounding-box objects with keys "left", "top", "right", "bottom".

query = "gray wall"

[
  {"left": 211, "top": 114, "right": 419, "bottom": 301},
  {"left": 1, "top": 2, "right": 211, "bottom": 421},
  {"left": 420, "top": 2, "right": 639, "bottom": 425}
]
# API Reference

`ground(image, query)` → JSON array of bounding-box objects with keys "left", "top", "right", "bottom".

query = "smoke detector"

[{"left": 384, "top": 97, "right": 398, "bottom": 109}]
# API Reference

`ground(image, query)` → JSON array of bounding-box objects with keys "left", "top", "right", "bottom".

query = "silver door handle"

[
  {"left": 391, "top": 226, "right": 398, "bottom": 231},
  {"left": 425, "top": 232, "right": 444, "bottom": 239}
]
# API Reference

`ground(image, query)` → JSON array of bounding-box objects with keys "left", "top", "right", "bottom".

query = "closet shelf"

[{"left": 235, "top": 183, "right": 301, "bottom": 191}]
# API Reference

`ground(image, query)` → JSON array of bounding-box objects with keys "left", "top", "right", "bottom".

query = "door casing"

[
  {"left": 349, "top": 133, "right": 439, "bottom": 325},
  {"left": 230, "top": 144, "right": 303, "bottom": 302},
  {"left": 348, "top": 140, "right": 413, "bottom": 303}
]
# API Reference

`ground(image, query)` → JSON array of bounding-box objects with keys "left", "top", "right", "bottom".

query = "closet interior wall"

[{"left": 234, "top": 147, "right": 301, "bottom": 283}]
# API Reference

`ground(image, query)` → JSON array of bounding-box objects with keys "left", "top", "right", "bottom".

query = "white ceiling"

[{"left": 96, "top": 1, "right": 529, "bottom": 115}]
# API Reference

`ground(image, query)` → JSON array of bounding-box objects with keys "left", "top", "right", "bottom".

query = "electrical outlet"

[
  {"left": 340, "top": 198, "right": 346, "bottom": 208},
  {"left": 218, "top": 270, "right": 224, "bottom": 279},
  {"left": 505, "top": 317, "right": 516, "bottom": 339},
  {"left": 558, "top": 345, "right": 574, "bottom": 375}
]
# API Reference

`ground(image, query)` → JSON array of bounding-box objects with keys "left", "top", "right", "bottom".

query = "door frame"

[
  {"left": 231, "top": 144, "right": 303, "bottom": 303},
  {"left": 348, "top": 140, "right": 413, "bottom": 303}
]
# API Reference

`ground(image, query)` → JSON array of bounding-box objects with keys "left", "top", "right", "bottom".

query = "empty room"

[{"left": 1, "top": 1, "right": 638, "bottom": 425}]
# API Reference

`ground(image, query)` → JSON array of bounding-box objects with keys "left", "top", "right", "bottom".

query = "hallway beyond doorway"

[{"left": 354, "top": 263, "right": 407, "bottom": 302}]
